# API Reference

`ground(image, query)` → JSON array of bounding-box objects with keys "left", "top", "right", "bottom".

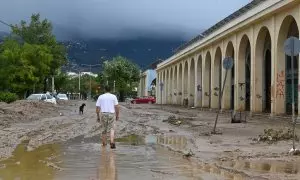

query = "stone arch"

[
  {"left": 204, "top": 51, "right": 212, "bottom": 108},
  {"left": 196, "top": 54, "right": 203, "bottom": 107},
  {"left": 178, "top": 63, "right": 183, "bottom": 104},
  {"left": 238, "top": 34, "right": 251, "bottom": 111},
  {"left": 183, "top": 61, "right": 189, "bottom": 103},
  {"left": 255, "top": 26, "right": 272, "bottom": 113},
  {"left": 224, "top": 41, "right": 235, "bottom": 110},
  {"left": 213, "top": 47, "right": 222, "bottom": 108},
  {"left": 277, "top": 15, "right": 299, "bottom": 114},
  {"left": 189, "top": 58, "right": 195, "bottom": 106}
]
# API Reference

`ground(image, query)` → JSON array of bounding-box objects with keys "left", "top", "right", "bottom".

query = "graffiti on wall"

[{"left": 276, "top": 71, "right": 285, "bottom": 98}]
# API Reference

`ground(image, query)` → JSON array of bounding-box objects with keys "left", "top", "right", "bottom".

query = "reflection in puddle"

[
  {"left": 97, "top": 148, "right": 117, "bottom": 180},
  {"left": 218, "top": 159, "right": 300, "bottom": 175},
  {"left": 0, "top": 142, "right": 61, "bottom": 180},
  {"left": 116, "top": 134, "right": 145, "bottom": 145},
  {"left": 156, "top": 134, "right": 187, "bottom": 150},
  {"left": 1, "top": 135, "right": 285, "bottom": 180}
]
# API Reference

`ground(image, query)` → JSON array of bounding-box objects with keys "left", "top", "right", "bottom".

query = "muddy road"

[{"left": 1, "top": 100, "right": 300, "bottom": 179}]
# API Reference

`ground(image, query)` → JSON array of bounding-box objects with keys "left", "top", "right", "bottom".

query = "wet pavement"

[{"left": 0, "top": 135, "right": 226, "bottom": 180}]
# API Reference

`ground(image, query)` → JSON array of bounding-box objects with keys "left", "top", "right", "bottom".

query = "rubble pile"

[
  {"left": 255, "top": 128, "right": 298, "bottom": 144},
  {"left": 0, "top": 100, "right": 59, "bottom": 128},
  {"left": 163, "top": 115, "right": 183, "bottom": 126}
]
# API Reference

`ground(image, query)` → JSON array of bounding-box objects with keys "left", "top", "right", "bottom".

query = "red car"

[{"left": 131, "top": 96, "right": 156, "bottom": 104}]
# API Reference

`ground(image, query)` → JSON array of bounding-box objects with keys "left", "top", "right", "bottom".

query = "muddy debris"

[
  {"left": 0, "top": 100, "right": 59, "bottom": 128},
  {"left": 289, "top": 148, "right": 300, "bottom": 156},
  {"left": 183, "top": 149, "right": 194, "bottom": 158},
  {"left": 39, "top": 160, "right": 62, "bottom": 171},
  {"left": 163, "top": 115, "right": 183, "bottom": 126},
  {"left": 254, "top": 128, "right": 298, "bottom": 144}
]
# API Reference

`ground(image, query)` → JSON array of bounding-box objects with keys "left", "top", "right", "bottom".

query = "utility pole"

[
  {"left": 81, "top": 63, "right": 101, "bottom": 100},
  {"left": 113, "top": 80, "right": 116, "bottom": 93},
  {"left": 52, "top": 76, "right": 55, "bottom": 94},
  {"left": 79, "top": 71, "right": 81, "bottom": 100}
]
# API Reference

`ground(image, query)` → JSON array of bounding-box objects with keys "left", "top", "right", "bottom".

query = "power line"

[{"left": 0, "top": 19, "right": 12, "bottom": 28}]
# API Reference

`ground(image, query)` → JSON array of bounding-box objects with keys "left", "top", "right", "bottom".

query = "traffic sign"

[
  {"left": 284, "top": 37, "right": 300, "bottom": 56},
  {"left": 223, "top": 57, "right": 234, "bottom": 70}
]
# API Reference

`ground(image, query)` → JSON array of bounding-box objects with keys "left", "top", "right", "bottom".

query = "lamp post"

[{"left": 81, "top": 63, "right": 101, "bottom": 100}]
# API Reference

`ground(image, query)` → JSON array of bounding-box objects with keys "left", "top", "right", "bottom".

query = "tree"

[
  {"left": 11, "top": 13, "right": 66, "bottom": 92},
  {"left": 101, "top": 56, "right": 140, "bottom": 101},
  {"left": 0, "top": 39, "right": 53, "bottom": 97}
]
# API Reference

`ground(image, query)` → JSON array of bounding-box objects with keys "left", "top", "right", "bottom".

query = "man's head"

[{"left": 104, "top": 85, "right": 111, "bottom": 92}]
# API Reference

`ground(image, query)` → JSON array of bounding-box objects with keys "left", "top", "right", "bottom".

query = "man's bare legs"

[
  {"left": 110, "top": 129, "right": 115, "bottom": 144},
  {"left": 102, "top": 124, "right": 116, "bottom": 147},
  {"left": 110, "top": 124, "right": 116, "bottom": 149},
  {"left": 102, "top": 133, "right": 107, "bottom": 146}
]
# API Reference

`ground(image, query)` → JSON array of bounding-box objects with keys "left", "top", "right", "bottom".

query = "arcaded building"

[{"left": 156, "top": 0, "right": 300, "bottom": 115}]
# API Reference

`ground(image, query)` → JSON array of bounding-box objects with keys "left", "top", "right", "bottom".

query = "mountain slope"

[{"left": 65, "top": 38, "right": 185, "bottom": 71}]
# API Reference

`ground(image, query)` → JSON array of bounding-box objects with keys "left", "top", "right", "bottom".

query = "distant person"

[{"left": 96, "top": 85, "right": 120, "bottom": 149}]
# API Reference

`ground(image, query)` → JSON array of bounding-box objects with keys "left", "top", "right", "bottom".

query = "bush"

[{"left": 0, "top": 92, "right": 18, "bottom": 103}]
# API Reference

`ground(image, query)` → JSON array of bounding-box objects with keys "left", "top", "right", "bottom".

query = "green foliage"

[
  {"left": 100, "top": 56, "right": 140, "bottom": 100},
  {"left": 53, "top": 72, "right": 68, "bottom": 93},
  {"left": 0, "top": 13, "right": 66, "bottom": 96},
  {"left": 12, "top": 13, "right": 66, "bottom": 74},
  {"left": 0, "top": 92, "right": 18, "bottom": 103}
]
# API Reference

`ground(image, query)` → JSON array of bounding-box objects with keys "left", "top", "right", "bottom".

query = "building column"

[
  {"left": 177, "top": 64, "right": 181, "bottom": 105},
  {"left": 163, "top": 70, "right": 167, "bottom": 104},
  {"left": 156, "top": 72, "right": 160, "bottom": 104},
  {"left": 182, "top": 63, "right": 185, "bottom": 105},
  {"left": 168, "top": 68, "right": 172, "bottom": 104},
  {"left": 201, "top": 52, "right": 207, "bottom": 107},
  {"left": 270, "top": 16, "right": 276, "bottom": 115},
  {"left": 250, "top": 26, "right": 255, "bottom": 113},
  {"left": 194, "top": 57, "right": 199, "bottom": 107},
  {"left": 211, "top": 49, "right": 218, "bottom": 109},
  {"left": 172, "top": 66, "right": 176, "bottom": 104},
  {"left": 187, "top": 59, "right": 192, "bottom": 107},
  {"left": 234, "top": 35, "right": 240, "bottom": 112}
]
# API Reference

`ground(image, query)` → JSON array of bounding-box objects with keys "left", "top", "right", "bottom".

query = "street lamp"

[{"left": 81, "top": 63, "right": 101, "bottom": 100}]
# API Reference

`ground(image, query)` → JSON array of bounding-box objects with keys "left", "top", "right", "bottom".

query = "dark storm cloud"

[{"left": 0, "top": 0, "right": 249, "bottom": 40}]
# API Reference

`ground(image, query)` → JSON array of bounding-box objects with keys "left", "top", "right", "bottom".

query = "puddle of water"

[
  {"left": 0, "top": 142, "right": 61, "bottom": 180},
  {"left": 0, "top": 135, "right": 247, "bottom": 180},
  {"left": 115, "top": 134, "right": 145, "bottom": 145},
  {"left": 219, "top": 159, "right": 300, "bottom": 175},
  {"left": 156, "top": 134, "right": 187, "bottom": 151}
]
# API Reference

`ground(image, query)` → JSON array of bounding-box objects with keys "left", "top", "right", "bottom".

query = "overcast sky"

[{"left": 0, "top": 0, "right": 250, "bottom": 40}]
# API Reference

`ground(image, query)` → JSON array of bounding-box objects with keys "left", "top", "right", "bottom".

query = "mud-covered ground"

[{"left": 1, "top": 100, "right": 300, "bottom": 179}]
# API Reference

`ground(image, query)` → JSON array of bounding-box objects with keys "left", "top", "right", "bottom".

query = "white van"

[{"left": 26, "top": 93, "right": 57, "bottom": 104}]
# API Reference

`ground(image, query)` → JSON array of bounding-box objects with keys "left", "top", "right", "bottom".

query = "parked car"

[
  {"left": 56, "top": 93, "right": 68, "bottom": 100},
  {"left": 26, "top": 93, "right": 57, "bottom": 104},
  {"left": 131, "top": 96, "right": 156, "bottom": 104}
]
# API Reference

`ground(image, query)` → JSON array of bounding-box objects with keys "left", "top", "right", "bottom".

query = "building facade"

[
  {"left": 138, "top": 69, "right": 156, "bottom": 97},
  {"left": 156, "top": 0, "right": 300, "bottom": 115}
]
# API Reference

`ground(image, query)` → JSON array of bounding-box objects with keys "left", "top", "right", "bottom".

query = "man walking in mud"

[{"left": 96, "top": 85, "right": 120, "bottom": 149}]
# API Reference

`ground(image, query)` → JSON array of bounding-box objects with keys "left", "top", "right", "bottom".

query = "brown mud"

[{"left": 1, "top": 101, "right": 300, "bottom": 179}]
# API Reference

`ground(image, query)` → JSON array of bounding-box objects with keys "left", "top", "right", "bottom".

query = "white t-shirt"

[{"left": 96, "top": 93, "right": 119, "bottom": 113}]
